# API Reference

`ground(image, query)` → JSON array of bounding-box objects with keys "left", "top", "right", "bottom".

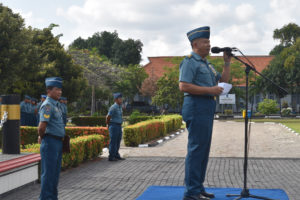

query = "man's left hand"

[{"left": 223, "top": 51, "right": 232, "bottom": 65}]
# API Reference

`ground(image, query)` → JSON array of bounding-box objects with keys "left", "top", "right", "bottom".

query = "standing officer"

[
  {"left": 59, "top": 97, "right": 68, "bottom": 126},
  {"left": 36, "top": 95, "right": 46, "bottom": 126},
  {"left": 20, "top": 95, "right": 31, "bottom": 126},
  {"left": 106, "top": 93, "right": 125, "bottom": 161},
  {"left": 179, "top": 26, "right": 231, "bottom": 200},
  {"left": 30, "top": 98, "right": 38, "bottom": 126},
  {"left": 38, "top": 77, "right": 65, "bottom": 200}
]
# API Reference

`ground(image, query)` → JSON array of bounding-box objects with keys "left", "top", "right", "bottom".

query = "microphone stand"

[{"left": 226, "top": 53, "right": 288, "bottom": 200}]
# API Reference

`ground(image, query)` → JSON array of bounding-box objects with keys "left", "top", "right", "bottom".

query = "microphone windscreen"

[{"left": 211, "top": 47, "right": 221, "bottom": 53}]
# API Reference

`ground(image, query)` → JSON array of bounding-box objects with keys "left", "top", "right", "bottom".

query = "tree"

[
  {"left": 68, "top": 48, "right": 123, "bottom": 115},
  {"left": 111, "top": 38, "right": 143, "bottom": 66},
  {"left": 69, "top": 31, "right": 143, "bottom": 66},
  {"left": 152, "top": 67, "right": 183, "bottom": 110},
  {"left": 254, "top": 23, "right": 300, "bottom": 100},
  {"left": 0, "top": 4, "right": 86, "bottom": 102},
  {"left": 0, "top": 4, "right": 28, "bottom": 94},
  {"left": 270, "top": 23, "right": 300, "bottom": 55},
  {"left": 114, "top": 64, "right": 148, "bottom": 101},
  {"left": 140, "top": 75, "right": 159, "bottom": 97}
]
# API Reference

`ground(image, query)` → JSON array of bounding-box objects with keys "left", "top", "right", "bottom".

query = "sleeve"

[
  {"left": 107, "top": 105, "right": 116, "bottom": 116},
  {"left": 179, "top": 59, "right": 195, "bottom": 83},
  {"left": 216, "top": 72, "right": 222, "bottom": 82},
  {"left": 39, "top": 104, "right": 52, "bottom": 122}
]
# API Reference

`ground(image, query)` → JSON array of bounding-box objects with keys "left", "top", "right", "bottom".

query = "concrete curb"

[
  {"left": 279, "top": 123, "right": 300, "bottom": 136},
  {"left": 224, "top": 121, "right": 300, "bottom": 136},
  {"left": 138, "top": 129, "right": 185, "bottom": 148}
]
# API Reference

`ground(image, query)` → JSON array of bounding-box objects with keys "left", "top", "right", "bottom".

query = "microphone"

[{"left": 211, "top": 47, "right": 236, "bottom": 53}]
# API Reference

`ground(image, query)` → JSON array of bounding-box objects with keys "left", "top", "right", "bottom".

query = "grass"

[
  {"left": 233, "top": 118, "right": 300, "bottom": 134},
  {"left": 281, "top": 122, "right": 300, "bottom": 134}
]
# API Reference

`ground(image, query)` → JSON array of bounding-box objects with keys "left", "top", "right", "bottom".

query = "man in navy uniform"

[
  {"left": 179, "top": 26, "right": 231, "bottom": 200},
  {"left": 106, "top": 93, "right": 125, "bottom": 161},
  {"left": 59, "top": 97, "right": 68, "bottom": 126},
  {"left": 30, "top": 98, "right": 38, "bottom": 126},
  {"left": 38, "top": 77, "right": 65, "bottom": 200},
  {"left": 20, "top": 95, "right": 31, "bottom": 126}
]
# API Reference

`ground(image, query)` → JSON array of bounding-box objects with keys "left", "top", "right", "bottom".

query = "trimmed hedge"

[
  {"left": 22, "top": 134, "right": 104, "bottom": 169},
  {"left": 124, "top": 114, "right": 182, "bottom": 147},
  {"left": 128, "top": 115, "right": 154, "bottom": 125},
  {"left": 18, "top": 126, "right": 109, "bottom": 147},
  {"left": 71, "top": 116, "right": 106, "bottom": 126}
]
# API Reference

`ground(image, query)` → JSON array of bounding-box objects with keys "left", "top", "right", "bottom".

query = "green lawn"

[
  {"left": 281, "top": 122, "right": 300, "bottom": 133},
  {"left": 233, "top": 118, "right": 300, "bottom": 133}
]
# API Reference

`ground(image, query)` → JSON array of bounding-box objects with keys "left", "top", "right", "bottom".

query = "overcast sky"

[{"left": 1, "top": 0, "right": 300, "bottom": 64}]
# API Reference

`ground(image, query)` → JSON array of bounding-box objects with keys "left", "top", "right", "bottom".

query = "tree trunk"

[{"left": 91, "top": 85, "right": 95, "bottom": 116}]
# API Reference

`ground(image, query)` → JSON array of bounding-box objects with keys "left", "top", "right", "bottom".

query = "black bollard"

[{"left": 1, "top": 94, "right": 20, "bottom": 154}]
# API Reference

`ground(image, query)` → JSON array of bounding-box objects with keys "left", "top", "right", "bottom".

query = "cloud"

[
  {"left": 235, "top": 4, "right": 255, "bottom": 22},
  {"left": 13, "top": 9, "right": 46, "bottom": 28},
  {"left": 56, "top": 0, "right": 300, "bottom": 63}
]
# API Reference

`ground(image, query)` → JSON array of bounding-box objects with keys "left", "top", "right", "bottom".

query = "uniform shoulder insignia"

[
  {"left": 44, "top": 114, "right": 50, "bottom": 119},
  {"left": 187, "top": 54, "right": 192, "bottom": 58}
]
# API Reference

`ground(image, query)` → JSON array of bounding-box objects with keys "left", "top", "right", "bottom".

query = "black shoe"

[
  {"left": 182, "top": 194, "right": 210, "bottom": 200},
  {"left": 200, "top": 191, "right": 215, "bottom": 199},
  {"left": 116, "top": 157, "right": 125, "bottom": 160},
  {"left": 108, "top": 157, "right": 118, "bottom": 161}
]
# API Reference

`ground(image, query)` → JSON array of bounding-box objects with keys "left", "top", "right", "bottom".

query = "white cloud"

[
  {"left": 235, "top": 4, "right": 255, "bottom": 22},
  {"left": 13, "top": 9, "right": 46, "bottom": 28},
  {"left": 55, "top": 0, "right": 300, "bottom": 63}
]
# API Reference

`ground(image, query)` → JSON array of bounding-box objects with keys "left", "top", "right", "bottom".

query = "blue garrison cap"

[
  {"left": 31, "top": 98, "right": 37, "bottom": 102},
  {"left": 45, "top": 77, "right": 63, "bottom": 88},
  {"left": 187, "top": 26, "right": 210, "bottom": 42},
  {"left": 25, "top": 95, "right": 31, "bottom": 100},
  {"left": 41, "top": 95, "right": 47, "bottom": 99},
  {"left": 113, "top": 93, "right": 122, "bottom": 99}
]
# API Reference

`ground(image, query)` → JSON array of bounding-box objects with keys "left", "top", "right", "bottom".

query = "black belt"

[
  {"left": 44, "top": 134, "right": 64, "bottom": 141},
  {"left": 184, "top": 94, "right": 216, "bottom": 100}
]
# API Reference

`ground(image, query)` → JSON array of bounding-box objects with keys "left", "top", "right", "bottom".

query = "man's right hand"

[{"left": 210, "top": 86, "right": 224, "bottom": 96}]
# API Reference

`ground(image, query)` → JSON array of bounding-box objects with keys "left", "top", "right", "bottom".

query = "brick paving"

[
  {"left": 2, "top": 121, "right": 300, "bottom": 200},
  {"left": 2, "top": 157, "right": 300, "bottom": 200}
]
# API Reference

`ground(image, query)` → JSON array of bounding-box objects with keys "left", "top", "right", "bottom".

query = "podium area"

[{"left": 0, "top": 153, "right": 40, "bottom": 195}]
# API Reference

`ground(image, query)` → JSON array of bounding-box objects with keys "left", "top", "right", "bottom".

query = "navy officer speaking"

[{"left": 179, "top": 26, "right": 231, "bottom": 200}]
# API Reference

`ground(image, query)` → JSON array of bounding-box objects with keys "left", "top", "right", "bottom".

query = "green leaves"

[
  {"left": 152, "top": 66, "right": 183, "bottom": 110},
  {"left": 69, "top": 31, "right": 143, "bottom": 66},
  {"left": 258, "top": 99, "right": 279, "bottom": 115},
  {"left": 0, "top": 4, "right": 86, "bottom": 102}
]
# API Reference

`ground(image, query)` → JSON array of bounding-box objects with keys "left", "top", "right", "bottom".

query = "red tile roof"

[
  {"left": 143, "top": 55, "right": 274, "bottom": 86},
  {"left": 143, "top": 55, "right": 274, "bottom": 79}
]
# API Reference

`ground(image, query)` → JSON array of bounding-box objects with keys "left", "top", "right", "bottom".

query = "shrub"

[
  {"left": 18, "top": 126, "right": 109, "bottom": 147},
  {"left": 224, "top": 109, "right": 233, "bottom": 115},
  {"left": 22, "top": 135, "right": 104, "bottom": 169},
  {"left": 124, "top": 114, "right": 182, "bottom": 147},
  {"left": 281, "top": 107, "right": 292, "bottom": 116},
  {"left": 281, "top": 101, "right": 289, "bottom": 109},
  {"left": 71, "top": 116, "right": 106, "bottom": 126},
  {"left": 128, "top": 110, "right": 153, "bottom": 124},
  {"left": 258, "top": 99, "right": 279, "bottom": 115}
]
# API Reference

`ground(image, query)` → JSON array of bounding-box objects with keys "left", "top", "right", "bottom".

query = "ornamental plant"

[{"left": 258, "top": 99, "right": 279, "bottom": 115}]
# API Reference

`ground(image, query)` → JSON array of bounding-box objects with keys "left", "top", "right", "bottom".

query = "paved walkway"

[
  {"left": 2, "top": 121, "right": 300, "bottom": 200},
  {"left": 115, "top": 121, "right": 300, "bottom": 158}
]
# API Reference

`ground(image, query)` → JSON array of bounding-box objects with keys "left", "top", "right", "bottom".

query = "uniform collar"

[
  {"left": 114, "top": 102, "right": 122, "bottom": 108},
  {"left": 46, "top": 96, "right": 59, "bottom": 105},
  {"left": 191, "top": 52, "right": 207, "bottom": 62}
]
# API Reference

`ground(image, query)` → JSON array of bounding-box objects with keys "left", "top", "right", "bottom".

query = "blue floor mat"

[{"left": 136, "top": 186, "right": 288, "bottom": 200}]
